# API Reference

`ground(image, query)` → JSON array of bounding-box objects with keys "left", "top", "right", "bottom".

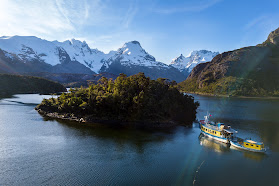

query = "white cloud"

[
  {"left": 153, "top": 0, "right": 222, "bottom": 14},
  {"left": 0, "top": 0, "right": 143, "bottom": 56},
  {"left": 121, "top": 1, "right": 138, "bottom": 28},
  {"left": 244, "top": 15, "right": 268, "bottom": 30},
  {"left": 0, "top": 0, "right": 90, "bottom": 39}
]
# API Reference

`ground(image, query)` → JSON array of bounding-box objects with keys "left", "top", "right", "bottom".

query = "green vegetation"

[
  {"left": 0, "top": 74, "right": 66, "bottom": 96},
  {"left": 179, "top": 76, "right": 279, "bottom": 97},
  {"left": 179, "top": 28, "right": 279, "bottom": 97},
  {"left": 36, "top": 73, "right": 199, "bottom": 125}
]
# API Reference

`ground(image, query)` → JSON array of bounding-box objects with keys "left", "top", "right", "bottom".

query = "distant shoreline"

[{"left": 183, "top": 91, "right": 279, "bottom": 100}]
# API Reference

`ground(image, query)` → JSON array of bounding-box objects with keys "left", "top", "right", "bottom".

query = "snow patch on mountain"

[
  {"left": 0, "top": 36, "right": 61, "bottom": 65},
  {"left": 105, "top": 41, "right": 169, "bottom": 68},
  {"left": 170, "top": 50, "right": 219, "bottom": 73},
  {"left": 0, "top": 37, "right": 170, "bottom": 74},
  {"left": 0, "top": 36, "right": 115, "bottom": 73}
]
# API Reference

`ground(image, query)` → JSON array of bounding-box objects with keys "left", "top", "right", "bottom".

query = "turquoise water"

[{"left": 0, "top": 94, "right": 278, "bottom": 185}]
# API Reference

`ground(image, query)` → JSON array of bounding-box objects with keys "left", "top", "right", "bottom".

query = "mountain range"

[
  {"left": 179, "top": 27, "right": 279, "bottom": 97},
  {"left": 170, "top": 50, "right": 219, "bottom": 76},
  {"left": 0, "top": 36, "right": 217, "bottom": 83}
]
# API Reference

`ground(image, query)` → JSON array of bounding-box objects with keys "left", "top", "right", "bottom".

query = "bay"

[{"left": 0, "top": 94, "right": 278, "bottom": 185}]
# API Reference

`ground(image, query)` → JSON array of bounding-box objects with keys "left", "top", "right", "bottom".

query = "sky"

[{"left": 0, "top": 0, "right": 279, "bottom": 64}]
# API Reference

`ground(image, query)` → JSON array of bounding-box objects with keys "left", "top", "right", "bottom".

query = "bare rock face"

[
  {"left": 180, "top": 27, "right": 279, "bottom": 96},
  {"left": 266, "top": 27, "right": 279, "bottom": 45}
]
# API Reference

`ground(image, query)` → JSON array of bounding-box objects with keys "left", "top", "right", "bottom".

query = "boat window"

[
  {"left": 256, "top": 145, "right": 259, "bottom": 147},
  {"left": 251, "top": 145, "right": 253, "bottom": 147}
]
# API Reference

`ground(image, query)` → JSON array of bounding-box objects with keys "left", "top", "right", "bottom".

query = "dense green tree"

[
  {"left": 0, "top": 74, "right": 66, "bottom": 96},
  {"left": 37, "top": 73, "right": 199, "bottom": 125}
]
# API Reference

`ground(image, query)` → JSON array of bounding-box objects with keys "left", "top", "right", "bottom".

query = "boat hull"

[
  {"left": 230, "top": 141, "right": 266, "bottom": 153},
  {"left": 201, "top": 131, "right": 229, "bottom": 144}
]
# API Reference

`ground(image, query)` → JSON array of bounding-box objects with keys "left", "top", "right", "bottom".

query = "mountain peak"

[
  {"left": 69, "top": 38, "right": 85, "bottom": 46},
  {"left": 120, "top": 40, "right": 146, "bottom": 55},
  {"left": 123, "top": 40, "right": 142, "bottom": 49},
  {"left": 0, "top": 35, "right": 46, "bottom": 43},
  {"left": 171, "top": 54, "right": 185, "bottom": 64},
  {"left": 130, "top": 40, "right": 141, "bottom": 45},
  {"left": 104, "top": 40, "right": 160, "bottom": 68},
  {"left": 187, "top": 50, "right": 218, "bottom": 57},
  {"left": 170, "top": 50, "right": 219, "bottom": 74},
  {"left": 266, "top": 27, "right": 279, "bottom": 45}
]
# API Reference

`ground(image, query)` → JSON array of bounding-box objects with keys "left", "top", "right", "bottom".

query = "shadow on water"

[
  {"left": 2, "top": 100, "right": 38, "bottom": 106},
  {"left": 42, "top": 116, "right": 191, "bottom": 154},
  {"left": 0, "top": 94, "right": 13, "bottom": 100}
]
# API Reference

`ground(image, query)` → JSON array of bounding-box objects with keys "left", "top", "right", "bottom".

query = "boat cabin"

[{"left": 243, "top": 140, "right": 264, "bottom": 150}]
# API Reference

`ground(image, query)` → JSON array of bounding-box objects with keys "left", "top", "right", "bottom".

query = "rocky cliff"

[{"left": 179, "top": 27, "right": 279, "bottom": 96}]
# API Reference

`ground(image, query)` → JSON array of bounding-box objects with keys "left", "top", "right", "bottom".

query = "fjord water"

[{"left": 0, "top": 94, "right": 279, "bottom": 185}]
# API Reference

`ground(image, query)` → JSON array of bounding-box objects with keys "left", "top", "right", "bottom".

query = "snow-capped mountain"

[
  {"left": 170, "top": 50, "right": 219, "bottom": 76},
  {"left": 0, "top": 36, "right": 185, "bottom": 82},
  {"left": 102, "top": 41, "right": 169, "bottom": 69},
  {"left": 100, "top": 41, "right": 185, "bottom": 81},
  {"left": 0, "top": 36, "right": 115, "bottom": 73}
]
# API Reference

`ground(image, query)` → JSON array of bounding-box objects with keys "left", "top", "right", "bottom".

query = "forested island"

[
  {"left": 36, "top": 73, "right": 199, "bottom": 127},
  {"left": 0, "top": 74, "right": 66, "bottom": 97}
]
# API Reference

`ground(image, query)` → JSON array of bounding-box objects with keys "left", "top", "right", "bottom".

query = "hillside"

[
  {"left": 0, "top": 74, "right": 66, "bottom": 96},
  {"left": 179, "top": 27, "right": 279, "bottom": 97},
  {"left": 21, "top": 72, "right": 118, "bottom": 88}
]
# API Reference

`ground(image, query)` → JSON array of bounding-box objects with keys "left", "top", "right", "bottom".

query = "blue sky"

[{"left": 0, "top": 0, "right": 278, "bottom": 64}]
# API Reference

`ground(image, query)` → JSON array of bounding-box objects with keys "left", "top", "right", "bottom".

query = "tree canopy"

[
  {"left": 37, "top": 72, "right": 199, "bottom": 125},
  {"left": 0, "top": 74, "right": 66, "bottom": 96}
]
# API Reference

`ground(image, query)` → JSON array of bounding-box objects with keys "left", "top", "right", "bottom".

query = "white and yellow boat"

[
  {"left": 200, "top": 113, "right": 266, "bottom": 153},
  {"left": 199, "top": 114, "right": 237, "bottom": 144},
  {"left": 230, "top": 138, "right": 266, "bottom": 153}
]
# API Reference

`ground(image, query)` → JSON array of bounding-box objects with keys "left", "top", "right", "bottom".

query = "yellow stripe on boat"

[
  {"left": 243, "top": 141, "right": 264, "bottom": 151},
  {"left": 201, "top": 125, "right": 221, "bottom": 137}
]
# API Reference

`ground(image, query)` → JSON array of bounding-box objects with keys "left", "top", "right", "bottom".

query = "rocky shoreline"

[{"left": 35, "top": 108, "right": 187, "bottom": 129}]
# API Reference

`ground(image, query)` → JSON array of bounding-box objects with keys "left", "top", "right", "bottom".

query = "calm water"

[{"left": 0, "top": 94, "right": 279, "bottom": 185}]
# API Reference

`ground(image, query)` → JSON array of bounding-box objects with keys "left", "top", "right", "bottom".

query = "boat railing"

[{"left": 205, "top": 123, "right": 219, "bottom": 130}]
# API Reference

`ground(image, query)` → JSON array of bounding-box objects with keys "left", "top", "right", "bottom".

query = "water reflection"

[
  {"left": 230, "top": 145, "right": 267, "bottom": 162},
  {"left": 42, "top": 116, "right": 180, "bottom": 154},
  {"left": 198, "top": 133, "right": 230, "bottom": 153},
  {"left": 243, "top": 151, "right": 267, "bottom": 161}
]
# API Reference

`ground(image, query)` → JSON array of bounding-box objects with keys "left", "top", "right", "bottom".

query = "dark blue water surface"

[{"left": 0, "top": 94, "right": 278, "bottom": 185}]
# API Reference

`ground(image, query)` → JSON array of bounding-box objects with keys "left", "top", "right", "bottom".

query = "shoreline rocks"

[{"left": 35, "top": 108, "right": 186, "bottom": 129}]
